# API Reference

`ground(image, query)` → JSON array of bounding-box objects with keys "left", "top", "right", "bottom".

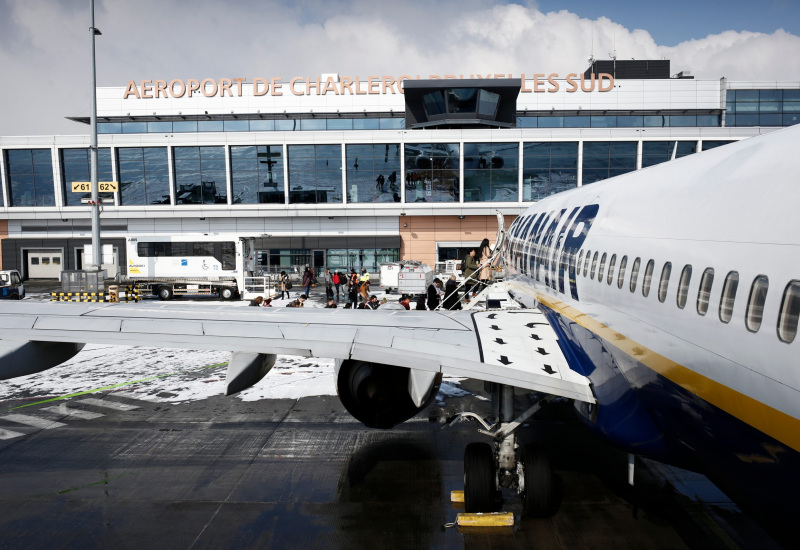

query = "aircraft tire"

[
  {"left": 464, "top": 442, "right": 495, "bottom": 513},
  {"left": 520, "top": 444, "right": 558, "bottom": 517}
]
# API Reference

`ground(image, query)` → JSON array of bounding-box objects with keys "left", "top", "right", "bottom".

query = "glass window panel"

[
  {"left": 446, "top": 88, "right": 478, "bottom": 113},
  {"left": 274, "top": 119, "right": 298, "bottom": 131},
  {"left": 582, "top": 250, "right": 591, "bottom": 277},
  {"left": 606, "top": 254, "right": 616, "bottom": 285},
  {"left": 379, "top": 118, "right": 404, "bottom": 130},
  {"left": 746, "top": 275, "right": 769, "bottom": 332},
  {"left": 563, "top": 116, "right": 586, "bottom": 127},
  {"left": 404, "top": 143, "right": 459, "bottom": 203},
  {"left": 726, "top": 115, "right": 737, "bottom": 126},
  {"left": 697, "top": 268, "right": 715, "bottom": 316},
  {"left": 617, "top": 256, "right": 627, "bottom": 289},
  {"left": 697, "top": 115, "right": 720, "bottom": 127},
  {"left": 727, "top": 102, "right": 737, "bottom": 113},
  {"left": 760, "top": 114, "right": 783, "bottom": 126},
  {"left": 517, "top": 117, "right": 538, "bottom": 128},
  {"left": 172, "top": 120, "right": 198, "bottom": 132},
  {"left": 326, "top": 118, "right": 353, "bottom": 130},
  {"left": 590, "top": 252, "right": 598, "bottom": 280},
  {"left": 6, "top": 149, "right": 55, "bottom": 207},
  {"left": 522, "top": 142, "right": 577, "bottom": 200},
  {"left": 719, "top": 271, "right": 739, "bottom": 323},
  {"left": 735, "top": 102, "right": 758, "bottom": 113},
  {"left": 784, "top": 90, "right": 800, "bottom": 101},
  {"left": 197, "top": 120, "right": 224, "bottom": 132},
  {"left": 299, "top": 118, "right": 326, "bottom": 131},
  {"left": 590, "top": 116, "right": 617, "bottom": 128},
  {"left": 643, "top": 115, "right": 669, "bottom": 127},
  {"left": 702, "top": 141, "right": 734, "bottom": 151},
  {"left": 346, "top": 143, "right": 400, "bottom": 203},
  {"left": 537, "top": 117, "right": 564, "bottom": 128},
  {"left": 778, "top": 281, "right": 800, "bottom": 343},
  {"left": 121, "top": 122, "right": 147, "bottom": 133},
  {"left": 642, "top": 260, "right": 655, "bottom": 297},
  {"left": 735, "top": 90, "right": 758, "bottom": 101},
  {"left": 784, "top": 114, "right": 800, "bottom": 126},
  {"left": 230, "top": 144, "right": 284, "bottom": 204},
  {"left": 783, "top": 102, "right": 800, "bottom": 112},
  {"left": 670, "top": 115, "right": 696, "bottom": 127},
  {"left": 353, "top": 119, "right": 380, "bottom": 130},
  {"left": 677, "top": 265, "right": 692, "bottom": 309},
  {"left": 288, "top": 144, "right": 344, "bottom": 204},
  {"left": 61, "top": 148, "right": 114, "bottom": 206},
  {"left": 597, "top": 253, "right": 607, "bottom": 282},
  {"left": 759, "top": 90, "right": 782, "bottom": 102},
  {"left": 629, "top": 257, "right": 641, "bottom": 293},
  {"left": 477, "top": 90, "right": 500, "bottom": 117},
  {"left": 550, "top": 142, "right": 578, "bottom": 156},
  {"left": 173, "top": 146, "right": 226, "bottom": 204},
  {"left": 759, "top": 102, "right": 780, "bottom": 113},
  {"left": 581, "top": 169, "right": 608, "bottom": 184},
  {"left": 147, "top": 121, "right": 173, "bottom": 132},
  {"left": 249, "top": 119, "right": 275, "bottom": 131},
  {"left": 223, "top": 120, "right": 249, "bottom": 132},
  {"left": 423, "top": 91, "right": 446, "bottom": 116},
  {"left": 582, "top": 142, "right": 608, "bottom": 156},
  {"left": 98, "top": 123, "right": 121, "bottom": 134},
  {"left": 616, "top": 116, "right": 643, "bottom": 127},
  {"left": 732, "top": 114, "right": 759, "bottom": 126}
]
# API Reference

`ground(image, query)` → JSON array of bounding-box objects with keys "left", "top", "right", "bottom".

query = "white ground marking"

[
  {"left": 75, "top": 398, "right": 140, "bottom": 411},
  {"left": 0, "top": 428, "right": 25, "bottom": 440},
  {"left": 42, "top": 403, "right": 105, "bottom": 420},
  {"left": 0, "top": 414, "right": 66, "bottom": 429}
]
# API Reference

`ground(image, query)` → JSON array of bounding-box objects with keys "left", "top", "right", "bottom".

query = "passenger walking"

[
  {"left": 443, "top": 275, "right": 462, "bottom": 310},
  {"left": 324, "top": 268, "right": 334, "bottom": 300},
  {"left": 477, "top": 238, "right": 493, "bottom": 295},
  {"left": 426, "top": 278, "right": 443, "bottom": 310},
  {"left": 279, "top": 271, "right": 291, "bottom": 300},
  {"left": 359, "top": 268, "right": 371, "bottom": 303},
  {"left": 332, "top": 271, "right": 342, "bottom": 300},
  {"left": 376, "top": 174, "right": 385, "bottom": 192},
  {"left": 348, "top": 269, "right": 359, "bottom": 308},
  {"left": 302, "top": 266, "right": 313, "bottom": 297},
  {"left": 462, "top": 249, "right": 479, "bottom": 298},
  {"left": 388, "top": 171, "right": 397, "bottom": 190}
]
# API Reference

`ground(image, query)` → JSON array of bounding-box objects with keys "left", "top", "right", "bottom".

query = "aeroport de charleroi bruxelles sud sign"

[{"left": 122, "top": 73, "right": 615, "bottom": 99}]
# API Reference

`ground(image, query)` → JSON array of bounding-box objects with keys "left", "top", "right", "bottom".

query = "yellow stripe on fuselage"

[{"left": 535, "top": 293, "right": 800, "bottom": 455}]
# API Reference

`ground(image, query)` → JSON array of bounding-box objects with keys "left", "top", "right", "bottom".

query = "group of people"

[{"left": 423, "top": 237, "right": 494, "bottom": 311}]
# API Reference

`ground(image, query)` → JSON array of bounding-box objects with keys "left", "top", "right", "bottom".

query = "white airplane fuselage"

[{"left": 503, "top": 124, "right": 800, "bottom": 529}]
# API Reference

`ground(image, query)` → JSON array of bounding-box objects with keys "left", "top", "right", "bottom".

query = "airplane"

[{"left": 0, "top": 123, "right": 798, "bottom": 542}]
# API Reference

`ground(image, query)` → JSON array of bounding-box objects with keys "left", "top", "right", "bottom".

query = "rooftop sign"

[{"left": 122, "top": 73, "right": 614, "bottom": 99}]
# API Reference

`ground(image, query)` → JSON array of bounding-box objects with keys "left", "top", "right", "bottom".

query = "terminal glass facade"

[
  {"left": 60, "top": 148, "right": 115, "bottom": 206},
  {"left": 463, "top": 142, "right": 519, "bottom": 202},
  {"left": 522, "top": 142, "right": 578, "bottom": 200},
  {"left": 117, "top": 147, "right": 170, "bottom": 205},
  {"left": 230, "top": 145, "right": 284, "bottom": 204},
  {"left": 726, "top": 89, "right": 800, "bottom": 127},
  {"left": 173, "top": 146, "right": 227, "bottom": 204},
  {"left": 518, "top": 114, "right": 720, "bottom": 128},
  {"left": 345, "top": 144, "right": 402, "bottom": 203},
  {"left": 4, "top": 149, "right": 55, "bottom": 207},
  {"left": 641, "top": 141, "right": 697, "bottom": 168},
  {"left": 404, "top": 143, "right": 460, "bottom": 203},
  {"left": 582, "top": 141, "right": 637, "bottom": 184},
  {"left": 98, "top": 118, "right": 405, "bottom": 135},
  {"left": 288, "top": 144, "right": 343, "bottom": 204}
]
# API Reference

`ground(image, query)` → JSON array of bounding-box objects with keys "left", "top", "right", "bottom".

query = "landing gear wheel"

[
  {"left": 519, "top": 444, "right": 558, "bottom": 517},
  {"left": 464, "top": 442, "right": 496, "bottom": 513},
  {"left": 157, "top": 286, "right": 173, "bottom": 301}
]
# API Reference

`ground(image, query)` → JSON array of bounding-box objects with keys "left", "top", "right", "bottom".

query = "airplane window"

[
  {"left": 607, "top": 254, "right": 616, "bottom": 285},
  {"left": 583, "top": 250, "right": 591, "bottom": 277},
  {"left": 598, "top": 253, "right": 607, "bottom": 282},
  {"left": 777, "top": 280, "right": 800, "bottom": 343},
  {"left": 617, "top": 256, "right": 628, "bottom": 289},
  {"left": 677, "top": 265, "right": 692, "bottom": 309},
  {"left": 719, "top": 271, "right": 740, "bottom": 323},
  {"left": 591, "top": 252, "right": 599, "bottom": 280},
  {"left": 642, "top": 260, "right": 655, "bottom": 297},
  {"left": 658, "top": 262, "right": 672, "bottom": 303},
  {"left": 697, "top": 268, "right": 715, "bottom": 315},
  {"left": 577, "top": 250, "right": 585, "bottom": 274},
  {"left": 629, "top": 257, "right": 641, "bottom": 293},
  {"left": 745, "top": 275, "right": 769, "bottom": 333}
]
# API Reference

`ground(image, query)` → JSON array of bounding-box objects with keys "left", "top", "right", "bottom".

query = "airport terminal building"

[{"left": 1, "top": 59, "right": 798, "bottom": 279}]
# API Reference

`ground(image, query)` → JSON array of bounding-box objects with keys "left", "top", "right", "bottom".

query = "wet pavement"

[{"left": 0, "top": 375, "right": 786, "bottom": 550}]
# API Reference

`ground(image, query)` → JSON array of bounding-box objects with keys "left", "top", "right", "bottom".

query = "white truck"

[
  {"left": 125, "top": 235, "right": 269, "bottom": 300},
  {"left": 379, "top": 261, "right": 433, "bottom": 296}
]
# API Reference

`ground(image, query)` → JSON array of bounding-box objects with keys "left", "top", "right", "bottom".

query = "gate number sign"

[{"left": 72, "top": 181, "right": 119, "bottom": 192}]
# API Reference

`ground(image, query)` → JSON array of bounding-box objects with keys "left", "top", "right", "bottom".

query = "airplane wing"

[{"left": 0, "top": 301, "right": 594, "bottom": 404}]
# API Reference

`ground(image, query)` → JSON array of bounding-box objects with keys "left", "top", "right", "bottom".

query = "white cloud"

[{"left": 0, "top": 0, "right": 798, "bottom": 136}]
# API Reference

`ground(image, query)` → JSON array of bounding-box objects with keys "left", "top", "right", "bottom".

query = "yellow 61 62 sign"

[{"left": 71, "top": 181, "right": 119, "bottom": 192}]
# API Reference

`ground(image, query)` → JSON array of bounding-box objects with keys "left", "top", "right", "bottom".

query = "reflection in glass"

[
  {"left": 446, "top": 89, "right": 478, "bottom": 113},
  {"left": 404, "top": 143, "right": 460, "bottom": 203},
  {"left": 173, "top": 146, "right": 227, "bottom": 204},
  {"left": 61, "top": 148, "right": 115, "bottom": 206},
  {"left": 641, "top": 141, "right": 697, "bottom": 168},
  {"left": 118, "top": 147, "right": 170, "bottom": 205},
  {"left": 581, "top": 141, "right": 636, "bottom": 184},
  {"left": 522, "top": 142, "right": 578, "bottom": 200},
  {"left": 5, "top": 149, "right": 56, "bottom": 206},
  {"left": 288, "top": 144, "right": 343, "bottom": 204},
  {"left": 463, "top": 142, "right": 518, "bottom": 202},
  {"left": 231, "top": 145, "right": 285, "bottom": 204},
  {"left": 346, "top": 144, "right": 401, "bottom": 203}
]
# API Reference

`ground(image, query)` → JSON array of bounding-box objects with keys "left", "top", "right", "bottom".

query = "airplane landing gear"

[{"left": 452, "top": 387, "right": 557, "bottom": 516}]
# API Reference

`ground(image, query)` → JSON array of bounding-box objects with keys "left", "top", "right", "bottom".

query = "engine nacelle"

[{"left": 336, "top": 360, "right": 442, "bottom": 429}]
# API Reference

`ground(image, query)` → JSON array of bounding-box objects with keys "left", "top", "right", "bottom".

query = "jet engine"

[{"left": 336, "top": 359, "right": 442, "bottom": 429}]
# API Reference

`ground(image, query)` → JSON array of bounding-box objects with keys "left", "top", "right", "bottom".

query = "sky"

[{"left": 1, "top": 0, "right": 799, "bottom": 136}]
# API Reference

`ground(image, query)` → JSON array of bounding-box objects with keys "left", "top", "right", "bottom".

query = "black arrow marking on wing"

[
  {"left": 542, "top": 365, "right": 556, "bottom": 375},
  {"left": 499, "top": 356, "right": 512, "bottom": 365},
  {"left": 530, "top": 334, "right": 542, "bottom": 341},
  {"left": 536, "top": 347, "right": 549, "bottom": 356},
  {"left": 487, "top": 313, "right": 498, "bottom": 319},
  {"left": 490, "top": 325, "right": 501, "bottom": 331},
  {"left": 525, "top": 322, "right": 548, "bottom": 328},
  {"left": 494, "top": 338, "right": 506, "bottom": 345}
]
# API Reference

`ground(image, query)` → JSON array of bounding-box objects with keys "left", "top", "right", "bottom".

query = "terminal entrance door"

[{"left": 312, "top": 250, "right": 326, "bottom": 275}]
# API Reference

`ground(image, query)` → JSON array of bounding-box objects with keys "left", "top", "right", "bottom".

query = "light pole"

[{"left": 89, "top": 0, "right": 102, "bottom": 271}]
